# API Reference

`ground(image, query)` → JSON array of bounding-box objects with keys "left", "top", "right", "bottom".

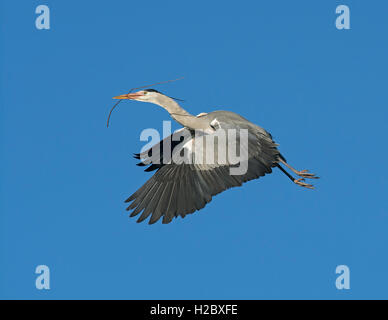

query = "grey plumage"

[
  {"left": 111, "top": 88, "right": 318, "bottom": 224},
  {"left": 126, "top": 111, "right": 281, "bottom": 224}
]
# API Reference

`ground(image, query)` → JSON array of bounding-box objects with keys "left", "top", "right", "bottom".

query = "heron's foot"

[
  {"left": 294, "top": 169, "right": 319, "bottom": 179},
  {"left": 294, "top": 178, "right": 314, "bottom": 189}
]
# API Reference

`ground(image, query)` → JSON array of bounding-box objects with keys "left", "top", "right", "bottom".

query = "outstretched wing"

[{"left": 127, "top": 119, "right": 281, "bottom": 224}]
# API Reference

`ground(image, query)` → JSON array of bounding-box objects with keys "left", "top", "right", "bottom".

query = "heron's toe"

[
  {"left": 297, "top": 170, "right": 319, "bottom": 179},
  {"left": 294, "top": 178, "right": 315, "bottom": 189}
]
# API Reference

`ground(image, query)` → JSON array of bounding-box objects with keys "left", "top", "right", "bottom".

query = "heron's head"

[{"left": 113, "top": 89, "right": 163, "bottom": 104}]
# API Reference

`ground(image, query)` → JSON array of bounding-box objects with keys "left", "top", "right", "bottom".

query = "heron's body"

[{"left": 112, "top": 88, "right": 318, "bottom": 224}]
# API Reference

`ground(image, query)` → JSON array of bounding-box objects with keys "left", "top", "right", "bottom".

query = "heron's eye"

[{"left": 143, "top": 91, "right": 148, "bottom": 95}]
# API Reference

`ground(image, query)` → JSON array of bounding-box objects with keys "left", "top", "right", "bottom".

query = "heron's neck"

[{"left": 155, "top": 95, "right": 209, "bottom": 130}]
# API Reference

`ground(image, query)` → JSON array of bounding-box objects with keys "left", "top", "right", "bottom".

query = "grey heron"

[{"left": 112, "top": 89, "right": 318, "bottom": 224}]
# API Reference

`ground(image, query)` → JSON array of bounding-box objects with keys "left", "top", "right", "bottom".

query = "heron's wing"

[
  {"left": 134, "top": 128, "right": 191, "bottom": 172},
  {"left": 126, "top": 126, "right": 280, "bottom": 224}
]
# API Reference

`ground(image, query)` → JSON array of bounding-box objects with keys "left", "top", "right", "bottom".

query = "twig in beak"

[{"left": 106, "top": 77, "right": 184, "bottom": 128}]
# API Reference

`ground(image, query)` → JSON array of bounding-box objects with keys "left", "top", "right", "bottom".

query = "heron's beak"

[{"left": 113, "top": 92, "right": 144, "bottom": 100}]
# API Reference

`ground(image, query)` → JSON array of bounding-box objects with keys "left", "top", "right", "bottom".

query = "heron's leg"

[
  {"left": 276, "top": 164, "right": 314, "bottom": 189},
  {"left": 279, "top": 159, "right": 319, "bottom": 179}
]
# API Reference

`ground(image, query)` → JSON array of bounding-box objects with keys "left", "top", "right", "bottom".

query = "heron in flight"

[{"left": 112, "top": 89, "right": 318, "bottom": 224}]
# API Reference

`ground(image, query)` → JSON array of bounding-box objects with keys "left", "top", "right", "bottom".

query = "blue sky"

[{"left": 1, "top": 0, "right": 387, "bottom": 299}]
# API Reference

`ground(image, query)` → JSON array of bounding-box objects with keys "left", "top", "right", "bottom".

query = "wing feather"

[{"left": 126, "top": 112, "right": 281, "bottom": 224}]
